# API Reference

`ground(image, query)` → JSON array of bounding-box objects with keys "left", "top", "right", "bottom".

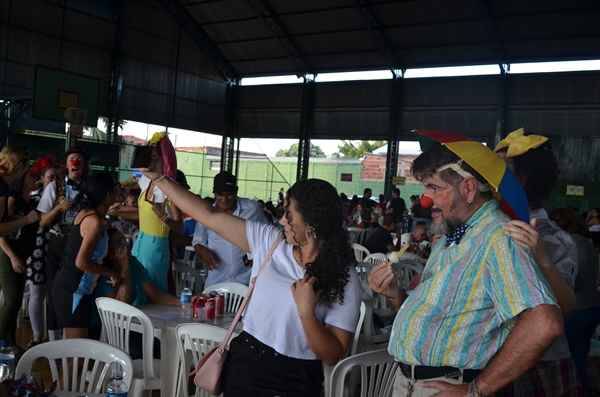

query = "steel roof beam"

[
  {"left": 245, "top": 0, "right": 313, "bottom": 77},
  {"left": 351, "top": 0, "right": 404, "bottom": 78},
  {"left": 476, "top": 0, "right": 509, "bottom": 73},
  {"left": 156, "top": 0, "right": 238, "bottom": 83}
]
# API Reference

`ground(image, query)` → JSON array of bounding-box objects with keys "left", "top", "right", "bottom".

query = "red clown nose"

[
  {"left": 420, "top": 196, "right": 434, "bottom": 208},
  {"left": 70, "top": 159, "right": 81, "bottom": 167}
]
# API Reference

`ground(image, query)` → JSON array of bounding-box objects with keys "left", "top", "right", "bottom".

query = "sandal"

[{"left": 26, "top": 335, "right": 43, "bottom": 349}]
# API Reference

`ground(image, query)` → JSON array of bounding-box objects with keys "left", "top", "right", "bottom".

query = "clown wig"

[{"left": 149, "top": 131, "right": 177, "bottom": 179}]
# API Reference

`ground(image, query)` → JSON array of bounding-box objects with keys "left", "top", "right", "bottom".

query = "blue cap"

[{"left": 0, "top": 340, "right": 9, "bottom": 348}]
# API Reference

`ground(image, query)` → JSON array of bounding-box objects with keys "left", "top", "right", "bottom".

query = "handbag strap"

[{"left": 218, "top": 234, "right": 284, "bottom": 349}]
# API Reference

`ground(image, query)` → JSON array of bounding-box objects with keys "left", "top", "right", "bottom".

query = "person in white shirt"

[
  {"left": 400, "top": 224, "right": 428, "bottom": 252},
  {"left": 192, "top": 171, "right": 269, "bottom": 287},
  {"left": 37, "top": 147, "right": 91, "bottom": 342},
  {"left": 142, "top": 158, "right": 361, "bottom": 397}
]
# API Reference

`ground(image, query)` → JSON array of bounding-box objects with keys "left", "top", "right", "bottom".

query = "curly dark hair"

[
  {"left": 497, "top": 140, "right": 560, "bottom": 209},
  {"left": 548, "top": 207, "right": 585, "bottom": 235},
  {"left": 285, "top": 179, "right": 355, "bottom": 307}
]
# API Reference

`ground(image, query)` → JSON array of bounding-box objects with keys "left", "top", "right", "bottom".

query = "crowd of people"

[{"left": 0, "top": 127, "right": 599, "bottom": 397}]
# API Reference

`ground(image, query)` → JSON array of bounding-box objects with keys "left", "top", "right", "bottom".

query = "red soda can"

[
  {"left": 193, "top": 297, "right": 205, "bottom": 318},
  {"left": 205, "top": 298, "right": 215, "bottom": 319},
  {"left": 214, "top": 294, "right": 224, "bottom": 316}
]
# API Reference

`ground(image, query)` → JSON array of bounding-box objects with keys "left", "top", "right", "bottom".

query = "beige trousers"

[{"left": 392, "top": 373, "right": 464, "bottom": 397}]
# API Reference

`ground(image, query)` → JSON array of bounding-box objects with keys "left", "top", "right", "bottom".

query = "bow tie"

[
  {"left": 445, "top": 224, "right": 469, "bottom": 247},
  {"left": 66, "top": 179, "right": 83, "bottom": 190}
]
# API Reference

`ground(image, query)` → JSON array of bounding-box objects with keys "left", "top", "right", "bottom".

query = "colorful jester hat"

[
  {"left": 415, "top": 129, "right": 529, "bottom": 222},
  {"left": 493, "top": 127, "right": 548, "bottom": 157}
]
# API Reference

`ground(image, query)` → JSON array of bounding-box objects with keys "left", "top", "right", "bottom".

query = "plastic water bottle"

[
  {"left": 0, "top": 340, "right": 15, "bottom": 381},
  {"left": 106, "top": 369, "right": 128, "bottom": 397},
  {"left": 180, "top": 283, "right": 193, "bottom": 318}
]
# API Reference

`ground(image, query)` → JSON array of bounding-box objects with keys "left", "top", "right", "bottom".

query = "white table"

[{"left": 136, "top": 304, "right": 237, "bottom": 397}]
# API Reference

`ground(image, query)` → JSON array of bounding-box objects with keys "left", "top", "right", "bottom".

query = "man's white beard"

[{"left": 430, "top": 216, "right": 463, "bottom": 235}]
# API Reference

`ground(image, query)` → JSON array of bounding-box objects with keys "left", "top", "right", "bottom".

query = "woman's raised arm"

[{"left": 142, "top": 164, "right": 250, "bottom": 253}]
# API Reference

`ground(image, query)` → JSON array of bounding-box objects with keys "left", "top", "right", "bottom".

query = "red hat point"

[{"left": 420, "top": 196, "right": 434, "bottom": 208}]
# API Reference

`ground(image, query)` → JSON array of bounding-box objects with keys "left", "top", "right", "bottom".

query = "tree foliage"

[
  {"left": 275, "top": 143, "right": 326, "bottom": 158},
  {"left": 334, "top": 140, "right": 387, "bottom": 158}
]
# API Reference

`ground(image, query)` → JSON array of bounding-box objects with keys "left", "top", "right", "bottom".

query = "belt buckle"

[
  {"left": 398, "top": 362, "right": 412, "bottom": 379},
  {"left": 444, "top": 370, "right": 461, "bottom": 379}
]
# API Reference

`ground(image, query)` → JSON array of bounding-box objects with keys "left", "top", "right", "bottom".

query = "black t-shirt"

[
  {"left": 6, "top": 193, "right": 38, "bottom": 259},
  {"left": 361, "top": 197, "right": 378, "bottom": 210},
  {"left": 412, "top": 204, "right": 432, "bottom": 219},
  {"left": 389, "top": 197, "right": 406, "bottom": 221},
  {"left": 364, "top": 227, "right": 393, "bottom": 255}
]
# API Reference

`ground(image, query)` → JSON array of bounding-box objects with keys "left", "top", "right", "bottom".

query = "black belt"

[
  {"left": 237, "top": 332, "right": 321, "bottom": 366},
  {"left": 398, "top": 362, "right": 481, "bottom": 383}
]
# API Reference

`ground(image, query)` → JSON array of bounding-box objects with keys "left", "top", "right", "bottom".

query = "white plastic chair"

[
  {"left": 399, "top": 251, "right": 422, "bottom": 261},
  {"left": 95, "top": 297, "right": 160, "bottom": 397},
  {"left": 173, "top": 261, "right": 205, "bottom": 295},
  {"left": 360, "top": 292, "right": 391, "bottom": 352},
  {"left": 352, "top": 243, "right": 370, "bottom": 262},
  {"left": 202, "top": 282, "right": 249, "bottom": 314},
  {"left": 347, "top": 227, "right": 363, "bottom": 244},
  {"left": 323, "top": 300, "right": 366, "bottom": 397},
  {"left": 330, "top": 349, "right": 399, "bottom": 397},
  {"left": 16, "top": 339, "right": 133, "bottom": 395},
  {"left": 394, "top": 260, "right": 424, "bottom": 292},
  {"left": 356, "top": 227, "right": 378, "bottom": 246},
  {"left": 364, "top": 253, "right": 387, "bottom": 264},
  {"left": 176, "top": 323, "right": 238, "bottom": 397},
  {"left": 178, "top": 246, "right": 204, "bottom": 270}
]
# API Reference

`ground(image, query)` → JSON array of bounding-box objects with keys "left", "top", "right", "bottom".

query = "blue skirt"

[{"left": 131, "top": 230, "right": 170, "bottom": 306}]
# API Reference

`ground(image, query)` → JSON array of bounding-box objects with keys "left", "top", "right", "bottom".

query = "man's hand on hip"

[{"left": 420, "top": 381, "right": 469, "bottom": 397}]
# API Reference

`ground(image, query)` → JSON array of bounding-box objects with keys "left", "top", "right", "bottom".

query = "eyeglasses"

[
  {"left": 114, "top": 183, "right": 122, "bottom": 191},
  {"left": 44, "top": 174, "right": 57, "bottom": 180}
]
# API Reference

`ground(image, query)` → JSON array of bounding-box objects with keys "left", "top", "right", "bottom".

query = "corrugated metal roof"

[
  {"left": 1, "top": 0, "right": 599, "bottom": 147},
  {"left": 178, "top": 0, "right": 600, "bottom": 77}
]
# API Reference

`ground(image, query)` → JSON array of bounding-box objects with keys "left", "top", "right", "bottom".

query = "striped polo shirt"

[{"left": 388, "top": 199, "right": 557, "bottom": 369}]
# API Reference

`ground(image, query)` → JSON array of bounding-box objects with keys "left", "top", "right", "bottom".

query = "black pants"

[
  {"left": 222, "top": 332, "right": 323, "bottom": 397},
  {"left": 46, "top": 234, "right": 68, "bottom": 331}
]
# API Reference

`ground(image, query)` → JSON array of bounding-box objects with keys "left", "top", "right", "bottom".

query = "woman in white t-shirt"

[{"left": 142, "top": 161, "right": 361, "bottom": 397}]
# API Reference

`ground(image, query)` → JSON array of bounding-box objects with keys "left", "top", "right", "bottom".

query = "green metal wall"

[
  {"left": 117, "top": 147, "right": 425, "bottom": 204},
  {"left": 179, "top": 153, "right": 427, "bottom": 203}
]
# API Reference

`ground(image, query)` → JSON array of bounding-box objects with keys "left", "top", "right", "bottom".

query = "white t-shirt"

[
  {"left": 243, "top": 221, "right": 362, "bottom": 360},
  {"left": 400, "top": 232, "right": 413, "bottom": 247},
  {"left": 37, "top": 179, "right": 81, "bottom": 213},
  {"left": 138, "top": 175, "right": 168, "bottom": 203}
]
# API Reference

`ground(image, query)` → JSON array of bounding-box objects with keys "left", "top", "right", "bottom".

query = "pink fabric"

[
  {"left": 160, "top": 134, "right": 177, "bottom": 179},
  {"left": 410, "top": 273, "right": 423, "bottom": 290}
]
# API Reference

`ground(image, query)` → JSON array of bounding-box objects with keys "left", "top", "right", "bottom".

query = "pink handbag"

[{"left": 190, "top": 235, "right": 284, "bottom": 395}]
